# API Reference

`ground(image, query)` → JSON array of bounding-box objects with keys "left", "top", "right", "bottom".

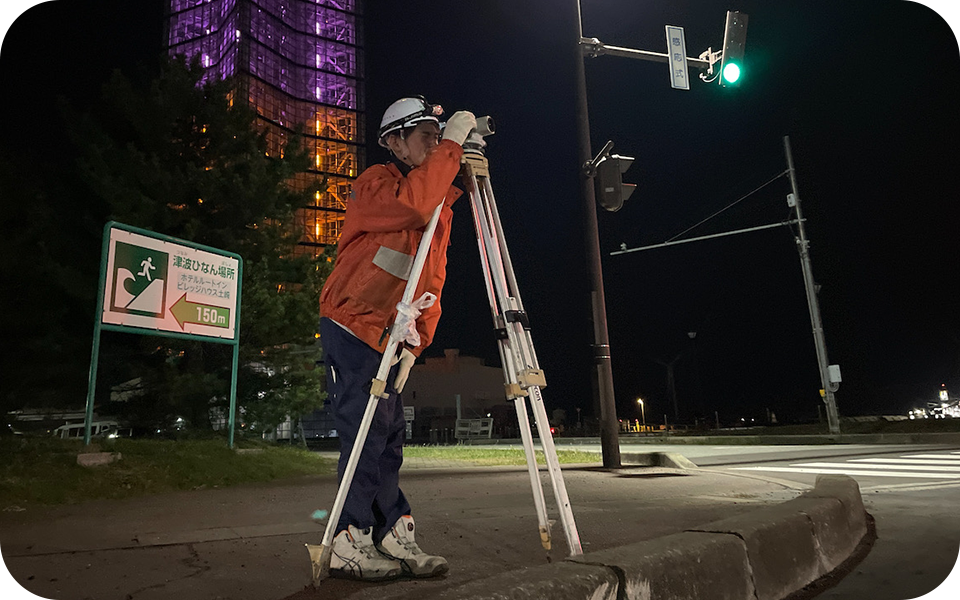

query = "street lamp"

[{"left": 637, "top": 398, "right": 645, "bottom": 431}]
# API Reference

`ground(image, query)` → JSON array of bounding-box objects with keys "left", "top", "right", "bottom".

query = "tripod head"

[{"left": 462, "top": 115, "right": 495, "bottom": 155}]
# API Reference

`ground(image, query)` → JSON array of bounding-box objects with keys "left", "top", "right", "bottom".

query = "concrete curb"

[
  {"left": 621, "top": 451, "right": 698, "bottom": 470},
  {"left": 424, "top": 474, "right": 868, "bottom": 600}
]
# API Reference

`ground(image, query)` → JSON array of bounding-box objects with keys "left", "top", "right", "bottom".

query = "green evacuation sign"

[{"left": 102, "top": 226, "right": 239, "bottom": 340}]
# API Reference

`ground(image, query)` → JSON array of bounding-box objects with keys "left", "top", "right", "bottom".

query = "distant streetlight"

[{"left": 637, "top": 398, "right": 646, "bottom": 431}]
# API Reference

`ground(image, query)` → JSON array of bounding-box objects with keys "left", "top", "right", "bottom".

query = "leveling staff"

[{"left": 319, "top": 96, "right": 476, "bottom": 581}]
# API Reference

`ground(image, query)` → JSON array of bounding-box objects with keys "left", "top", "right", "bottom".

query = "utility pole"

[
  {"left": 784, "top": 136, "right": 841, "bottom": 436},
  {"left": 573, "top": 1, "right": 620, "bottom": 468}
]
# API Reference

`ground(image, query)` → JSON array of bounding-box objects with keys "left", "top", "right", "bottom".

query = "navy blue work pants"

[{"left": 320, "top": 317, "right": 411, "bottom": 543}]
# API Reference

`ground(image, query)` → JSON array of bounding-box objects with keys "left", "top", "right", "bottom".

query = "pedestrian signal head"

[{"left": 595, "top": 154, "right": 636, "bottom": 212}]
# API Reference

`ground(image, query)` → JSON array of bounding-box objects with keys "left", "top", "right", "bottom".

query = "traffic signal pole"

[
  {"left": 579, "top": 10, "right": 748, "bottom": 89},
  {"left": 580, "top": 39, "right": 711, "bottom": 69},
  {"left": 572, "top": 6, "right": 751, "bottom": 465},
  {"left": 784, "top": 136, "right": 841, "bottom": 436},
  {"left": 574, "top": 0, "right": 621, "bottom": 468}
]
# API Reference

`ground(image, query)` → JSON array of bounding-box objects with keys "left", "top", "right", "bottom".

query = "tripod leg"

[
  {"left": 527, "top": 385, "right": 582, "bottom": 555},
  {"left": 465, "top": 173, "right": 553, "bottom": 551},
  {"left": 513, "top": 395, "right": 553, "bottom": 550},
  {"left": 478, "top": 175, "right": 584, "bottom": 557},
  {"left": 309, "top": 359, "right": 395, "bottom": 583}
]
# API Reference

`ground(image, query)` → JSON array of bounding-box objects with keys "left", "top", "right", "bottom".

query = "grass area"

[
  {"left": 6, "top": 418, "right": 951, "bottom": 509},
  {"left": 404, "top": 446, "right": 601, "bottom": 466},
  {"left": 0, "top": 436, "right": 335, "bottom": 509},
  {"left": 0, "top": 437, "right": 601, "bottom": 509}
]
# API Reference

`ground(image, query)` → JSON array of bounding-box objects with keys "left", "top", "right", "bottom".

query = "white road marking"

[
  {"left": 898, "top": 454, "right": 960, "bottom": 460},
  {"left": 731, "top": 466, "right": 960, "bottom": 479},
  {"left": 851, "top": 457, "right": 960, "bottom": 466},
  {"left": 860, "top": 480, "right": 960, "bottom": 493},
  {"left": 795, "top": 461, "right": 960, "bottom": 472}
]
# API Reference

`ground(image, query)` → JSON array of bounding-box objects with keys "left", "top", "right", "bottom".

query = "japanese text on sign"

[
  {"left": 101, "top": 226, "right": 240, "bottom": 340},
  {"left": 665, "top": 25, "right": 690, "bottom": 91}
]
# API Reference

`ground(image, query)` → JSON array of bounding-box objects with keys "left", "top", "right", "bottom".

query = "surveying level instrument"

[
  {"left": 461, "top": 116, "right": 583, "bottom": 557},
  {"left": 307, "top": 115, "right": 581, "bottom": 585}
]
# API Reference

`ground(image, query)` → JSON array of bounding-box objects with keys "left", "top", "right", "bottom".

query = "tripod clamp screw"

[{"left": 461, "top": 152, "right": 490, "bottom": 178}]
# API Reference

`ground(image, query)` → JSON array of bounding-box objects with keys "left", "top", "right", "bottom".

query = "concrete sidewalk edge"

[
  {"left": 422, "top": 474, "right": 868, "bottom": 600},
  {"left": 621, "top": 451, "right": 698, "bottom": 470}
]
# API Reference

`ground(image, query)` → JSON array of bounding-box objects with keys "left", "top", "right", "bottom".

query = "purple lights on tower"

[
  {"left": 165, "top": 0, "right": 364, "bottom": 250},
  {"left": 167, "top": 0, "right": 241, "bottom": 82}
]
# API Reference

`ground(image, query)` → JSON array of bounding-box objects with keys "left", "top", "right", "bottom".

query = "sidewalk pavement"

[{"left": 0, "top": 453, "right": 865, "bottom": 600}]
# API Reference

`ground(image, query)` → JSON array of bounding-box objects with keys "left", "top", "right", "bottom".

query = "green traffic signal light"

[
  {"left": 722, "top": 62, "right": 741, "bottom": 84},
  {"left": 719, "top": 11, "right": 748, "bottom": 87}
]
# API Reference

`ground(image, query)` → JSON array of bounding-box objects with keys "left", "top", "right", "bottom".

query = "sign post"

[{"left": 85, "top": 222, "right": 243, "bottom": 446}]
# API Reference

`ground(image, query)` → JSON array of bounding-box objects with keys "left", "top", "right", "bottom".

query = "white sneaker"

[
  {"left": 331, "top": 525, "right": 403, "bottom": 581},
  {"left": 377, "top": 515, "right": 449, "bottom": 578}
]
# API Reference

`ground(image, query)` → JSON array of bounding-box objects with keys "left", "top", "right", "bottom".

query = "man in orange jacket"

[{"left": 319, "top": 96, "right": 476, "bottom": 581}]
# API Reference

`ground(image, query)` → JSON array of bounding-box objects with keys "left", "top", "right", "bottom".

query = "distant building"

[
  {"left": 402, "top": 349, "right": 512, "bottom": 442},
  {"left": 164, "top": 0, "right": 365, "bottom": 254}
]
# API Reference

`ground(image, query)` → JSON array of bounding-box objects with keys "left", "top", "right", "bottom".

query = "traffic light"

[
  {"left": 595, "top": 154, "right": 636, "bottom": 212},
  {"left": 720, "top": 11, "right": 748, "bottom": 86}
]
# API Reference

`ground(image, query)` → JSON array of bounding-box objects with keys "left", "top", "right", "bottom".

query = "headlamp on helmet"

[{"left": 378, "top": 96, "right": 444, "bottom": 148}]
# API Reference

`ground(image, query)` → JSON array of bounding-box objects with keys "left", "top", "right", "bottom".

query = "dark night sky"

[{"left": 2, "top": 1, "right": 959, "bottom": 424}]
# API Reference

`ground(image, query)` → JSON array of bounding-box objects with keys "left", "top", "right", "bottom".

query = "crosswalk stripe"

[
  {"left": 795, "top": 461, "right": 960, "bottom": 472},
  {"left": 852, "top": 457, "right": 960, "bottom": 466},
  {"left": 899, "top": 454, "right": 960, "bottom": 460},
  {"left": 731, "top": 466, "right": 960, "bottom": 479}
]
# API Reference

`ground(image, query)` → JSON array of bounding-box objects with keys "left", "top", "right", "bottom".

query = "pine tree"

[{"left": 70, "top": 56, "right": 333, "bottom": 436}]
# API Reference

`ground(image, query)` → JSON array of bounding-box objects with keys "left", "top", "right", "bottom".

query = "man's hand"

[
  {"left": 441, "top": 111, "right": 477, "bottom": 146},
  {"left": 392, "top": 348, "right": 416, "bottom": 393}
]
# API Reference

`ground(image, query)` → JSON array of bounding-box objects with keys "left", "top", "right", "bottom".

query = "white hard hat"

[{"left": 378, "top": 96, "right": 444, "bottom": 147}]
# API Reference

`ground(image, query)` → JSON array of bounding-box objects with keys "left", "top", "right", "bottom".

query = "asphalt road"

[
  {"left": 315, "top": 439, "right": 960, "bottom": 599},
  {"left": 560, "top": 441, "right": 960, "bottom": 600},
  {"left": 3, "top": 441, "right": 957, "bottom": 600},
  {"left": 0, "top": 456, "right": 801, "bottom": 600},
  {"left": 559, "top": 441, "right": 960, "bottom": 472}
]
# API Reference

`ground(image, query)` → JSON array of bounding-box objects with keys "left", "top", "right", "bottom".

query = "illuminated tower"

[{"left": 164, "top": 0, "right": 364, "bottom": 254}]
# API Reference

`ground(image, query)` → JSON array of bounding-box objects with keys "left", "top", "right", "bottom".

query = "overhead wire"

[{"left": 665, "top": 169, "right": 790, "bottom": 244}]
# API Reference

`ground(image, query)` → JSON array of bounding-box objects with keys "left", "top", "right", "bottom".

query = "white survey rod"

[{"left": 312, "top": 200, "right": 445, "bottom": 582}]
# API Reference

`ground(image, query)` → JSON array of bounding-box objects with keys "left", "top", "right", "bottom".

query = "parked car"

[{"left": 53, "top": 420, "right": 130, "bottom": 439}]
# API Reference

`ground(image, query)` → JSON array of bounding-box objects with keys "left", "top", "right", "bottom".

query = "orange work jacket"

[{"left": 319, "top": 139, "right": 464, "bottom": 357}]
